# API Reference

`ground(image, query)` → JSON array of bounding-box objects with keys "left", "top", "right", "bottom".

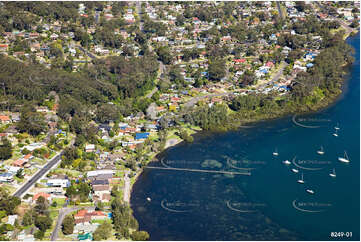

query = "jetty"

[{"left": 145, "top": 166, "right": 251, "bottom": 176}]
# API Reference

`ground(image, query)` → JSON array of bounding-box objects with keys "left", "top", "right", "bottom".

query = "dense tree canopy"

[{"left": 0, "top": 138, "right": 12, "bottom": 160}]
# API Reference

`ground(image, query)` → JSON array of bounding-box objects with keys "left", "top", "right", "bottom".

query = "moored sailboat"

[
  {"left": 317, "top": 146, "right": 325, "bottom": 155},
  {"left": 329, "top": 168, "right": 336, "bottom": 178},
  {"left": 338, "top": 151, "right": 350, "bottom": 163},
  {"left": 297, "top": 173, "right": 305, "bottom": 184}
]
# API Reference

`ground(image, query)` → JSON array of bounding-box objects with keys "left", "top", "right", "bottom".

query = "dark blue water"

[{"left": 131, "top": 33, "right": 360, "bottom": 241}]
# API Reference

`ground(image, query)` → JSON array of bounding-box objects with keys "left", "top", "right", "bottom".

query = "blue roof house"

[{"left": 135, "top": 132, "right": 150, "bottom": 140}]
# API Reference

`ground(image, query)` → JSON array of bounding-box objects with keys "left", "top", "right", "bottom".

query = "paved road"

[
  {"left": 271, "top": 61, "right": 287, "bottom": 83},
  {"left": 13, "top": 152, "right": 63, "bottom": 198},
  {"left": 184, "top": 91, "right": 237, "bottom": 108},
  {"left": 136, "top": 1, "right": 143, "bottom": 31},
  {"left": 76, "top": 45, "right": 97, "bottom": 59},
  {"left": 51, "top": 206, "right": 95, "bottom": 241},
  {"left": 276, "top": 2, "right": 284, "bottom": 20},
  {"left": 146, "top": 87, "right": 158, "bottom": 99},
  {"left": 123, "top": 170, "right": 130, "bottom": 204}
]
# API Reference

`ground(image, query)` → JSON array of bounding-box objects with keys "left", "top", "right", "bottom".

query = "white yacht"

[
  {"left": 147, "top": 197, "right": 151, "bottom": 202},
  {"left": 333, "top": 129, "right": 338, "bottom": 137},
  {"left": 338, "top": 151, "right": 350, "bottom": 163},
  {"left": 297, "top": 173, "right": 305, "bottom": 184},
  {"left": 334, "top": 123, "right": 340, "bottom": 130},
  {"left": 329, "top": 168, "right": 336, "bottom": 178},
  {"left": 317, "top": 146, "right": 325, "bottom": 155},
  {"left": 306, "top": 189, "right": 315, "bottom": 194},
  {"left": 283, "top": 160, "right": 291, "bottom": 165},
  {"left": 273, "top": 148, "right": 279, "bottom": 156},
  {"left": 291, "top": 168, "right": 299, "bottom": 173}
]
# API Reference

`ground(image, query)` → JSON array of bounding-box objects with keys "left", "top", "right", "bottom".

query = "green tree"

[
  {"left": 22, "top": 210, "right": 34, "bottom": 226},
  {"left": 34, "top": 215, "right": 52, "bottom": 232},
  {"left": 131, "top": 231, "right": 150, "bottom": 241},
  {"left": 17, "top": 106, "right": 47, "bottom": 136},
  {"left": 156, "top": 46, "right": 172, "bottom": 65},
  {"left": 0, "top": 188, "right": 21, "bottom": 216},
  {"left": 34, "top": 196, "right": 48, "bottom": 215},
  {"left": 93, "top": 221, "right": 112, "bottom": 240},
  {"left": 15, "top": 168, "right": 24, "bottom": 179},
  {"left": 62, "top": 215, "right": 75, "bottom": 235},
  {"left": 34, "top": 230, "right": 45, "bottom": 240},
  {"left": 0, "top": 138, "right": 12, "bottom": 160},
  {"left": 96, "top": 103, "right": 120, "bottom": 123},
  {"left": 208, "top": 58, "right": 226, "bottom": 81}
]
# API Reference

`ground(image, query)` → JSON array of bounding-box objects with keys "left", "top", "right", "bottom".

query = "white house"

[
  {"left": 47, "top": 178, "right": 70, "bottom": 188},
  {"left": 85, "top": 144, "right": 95, "bottom": 153}
]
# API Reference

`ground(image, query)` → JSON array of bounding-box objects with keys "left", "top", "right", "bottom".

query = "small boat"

[
  {"left": 317, "top": 146, "right": 325, "bottom": 155},
  {"left": 292, "top": 168, "right": 299, "bottom": 173},
  {"left": 329, "top": 168, "right": 336, "bottom": 178},
  {"left": 297, "top": 173, "right": 305, "bottom": 184},
  {"left": 272, "top": 148, "right": 279, "bottom": 156},
  {"left": 147, "top": 197, "right": 151, "bottom": 202},
  {"left": 283, "top": 160, "right": 291, "bottom": 165},
  {"left": 334, "top": 123, "right": 340, "bottom": 130},
  {"left": 333, "top": 129, "right": 338, "bottom": 137},
  {"left": 306, "top": 189, "right": 315, "bottom": 194},
  {"left": 338, "top": 151, "right": 350, "bottom": 163}
]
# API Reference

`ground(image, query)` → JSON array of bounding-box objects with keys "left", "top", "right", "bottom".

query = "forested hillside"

[{"left": 0, "top": 53, "right": 158, "bottom": 118}]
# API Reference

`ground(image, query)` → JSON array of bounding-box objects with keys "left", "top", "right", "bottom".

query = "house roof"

[
  {"left": 24, "top": 154, "right": 32, "bottom": 160},
  {"left": 135, "top": 132, "right": 150, "bottom": 140},
  {"left": 91, "top": 179, "right": 109, "bottom": 186},
  {"left": 0, "top": 115, "right": 10, "bottom": 121},
  {"left": 13, "top": 159, "right": 26, "bottom": 167},
  {"left": 75, "top": 209, "right": 88, "bottom": 218},
  {"left": 33, "top": 192, "right": 51, "bottom": 201},
  {"left": 92, "top": 184, "right": 110, "bottom": 191}
]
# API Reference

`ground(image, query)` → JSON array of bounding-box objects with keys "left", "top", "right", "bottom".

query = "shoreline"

[{"left": 128, "top": 29, "right": 359, "bottom": 227}]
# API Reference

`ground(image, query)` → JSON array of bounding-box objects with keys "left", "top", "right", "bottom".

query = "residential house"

[
  {"left": 135, "top": 132, "right": 150, "bottom": 140},
  {"left": 74, "top": 209, "right": 108, "bottom": 222},
  {"left": 0, "top": 115, "right": 11, "bottom": 124},
  {"left": 47, "top": 178, "right": 70, "bottom": 188},
  {"left": 33, "top": 192, "right": 52, "bottom": 203},
  {"left": 50, "top": 33, "right": 59, "bottom": 40},
  {"left": 0, "top": 173, "right": 13, "bottom": 183},
  {"left": 6, "top": 215, "right": 18, "bottom": 226},
  {"left": 85, "top": 144, "right": 95, "bottom": 153},
  {"left": 0, "top": 44, "right": 9, "bottom": 52}
]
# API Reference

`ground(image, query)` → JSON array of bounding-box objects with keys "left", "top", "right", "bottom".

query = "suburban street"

[
  {"left": 13, "top": 152, "right": 63, "bottom": 198},
  {"left": 184, "top": 91, "right": 238, "bottom": 108},
  {"left": 136, "top": 1, "right": 143, "bottom": 31},
  {"left": 76, "top": 45, "right": 97, "bottom": 59},
  {"left": 123, "top": 170, "right": 130, "bottom": 204},
  {"left": 271, "top": 61, "right": 287, "bottom": 83},
  {"left": 276, "top": 2, "right": 284, "bottom": 19}
]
